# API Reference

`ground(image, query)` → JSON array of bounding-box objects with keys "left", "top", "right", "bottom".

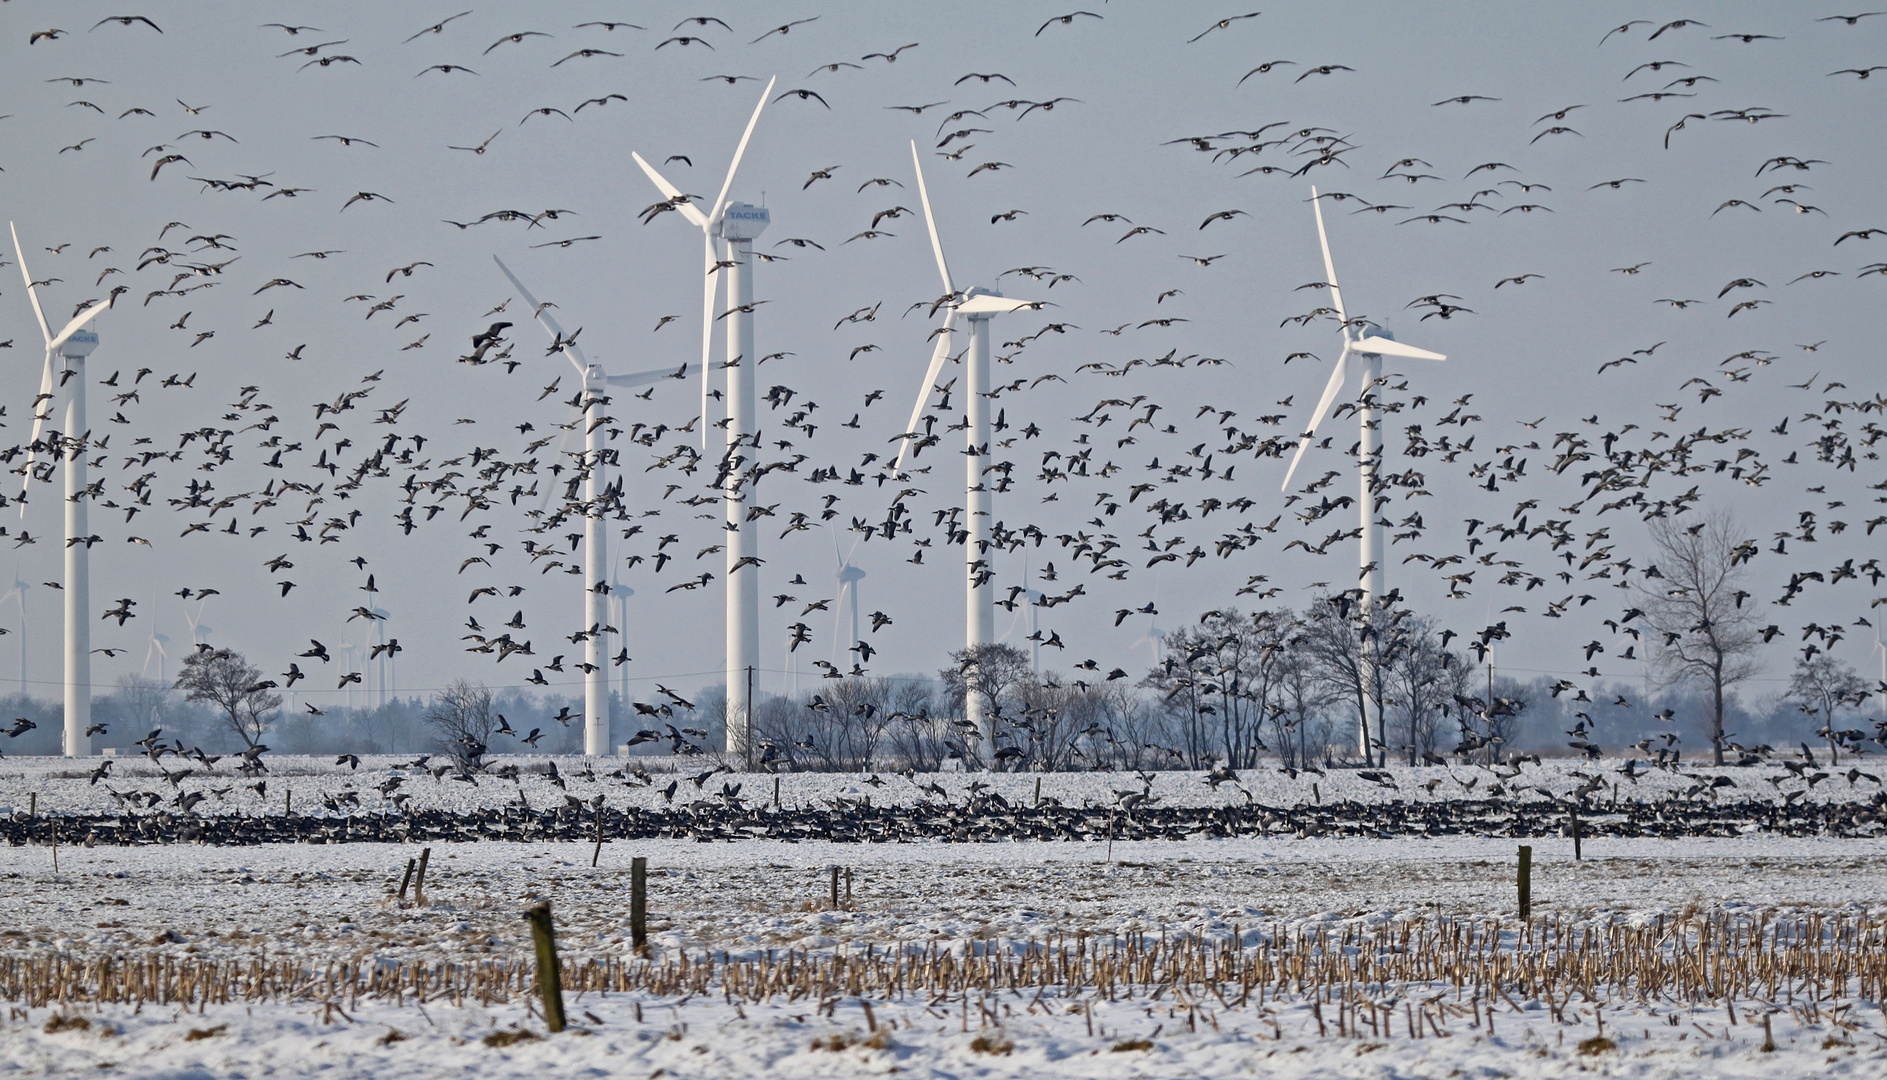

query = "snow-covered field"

[{"left": 4, "top": 834, "right": 1887, "bottom": 1078}]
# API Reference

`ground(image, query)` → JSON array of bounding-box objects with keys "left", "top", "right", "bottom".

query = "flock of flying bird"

[{"left": 0, "top": 8, "right": 1884, "bottom": 776}]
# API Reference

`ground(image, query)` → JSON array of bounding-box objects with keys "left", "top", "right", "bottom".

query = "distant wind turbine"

[
  {"left": 1280, "top": 187, "right": 1447, "bottom": 761},
  {"left": 12, "top": 223, "right": 110, "bottom": 756}
]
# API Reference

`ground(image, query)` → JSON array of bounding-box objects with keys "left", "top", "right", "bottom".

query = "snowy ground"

[
  {"left": 3, "top": 987, "right": 1881, "bottom": 1080},
  {"left": 4, "top": 835, "right": 1887, "bottom": 1077}
]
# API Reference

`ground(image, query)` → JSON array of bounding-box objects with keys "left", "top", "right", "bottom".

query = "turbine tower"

[
  {"left": 496, "top": 256, "right": 676, "bottom": 756},
  {"left": 12, "top": 223, "right": 110, "bottom": 756},
  {"left": 632, "top": 78, "right": 775, "bottom": 761},
  {"left": 1280, "top": 187, "right": 1446, "bottom": 763},
  {"left": 893, "top": 141, "right": 1039, "bottom": 762},
  {"left": 608, "top": 575, "right": 634, "bottom": 735}
]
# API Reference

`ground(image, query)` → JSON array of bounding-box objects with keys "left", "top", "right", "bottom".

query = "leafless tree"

[
  {"left": 112, "top": 673, "right": 171, "bottom": 735},
  {"left": 1296, "top": 593, "right": 1417, "bottom": 765},
  {"left": 1385, "top": 617, "right": 1459, "bottom": 765},
  {"left": 1639, "top": 511, "right": 1765, "bottom": 764},
  {"left": 1788, "top": 654, "right": 1868, "bottom": 763},
  {"left": 1269, "top": 639, "right": 1338, "bottom": 770},
  {"left": 174, "top": 647, "right": 280, "bottom": 749},
  {"left": 423, "top": 678, "right": 498, "bottom": 749},
  {"left": 940, "top": 643, "right": 1033, "bottom": 766},
  {"left": 1139, "top": 609, "right": 1289, "bottom": 768}
]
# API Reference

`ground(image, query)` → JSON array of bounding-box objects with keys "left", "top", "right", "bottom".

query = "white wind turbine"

[
  {"left": 997, "top": 562, "right": 1047, "bottom": 676},
  {"left": 631, "top": 77, "right": 776, "bottom": 761},
  {"left": 140, "top": 587, "right": 169, "bottom": 685},
  {"left": 607, "top": 575, "right": 634, "bottom": 731},
  {"left": 1280, "top": 187, "right": 1447, "bottom": 762},
  {"left": 895, "top": 140, "right": 1040, "bottom": 762},
  {"left": 1874, "top": 614, "right": 1885, "bottom": 717},
  {"left": 831, "top": 532, "right": 867, "bottom": 668},
  {"left": 12, "top": 223, "right": 111, "bottom": 756},
  {"left": 183, "top": 597, "right": 212, "bottom": 647},
  {"left": 2, "top": 570, "right": 28, "bottom": 696},
  {"left": 495, "top": 256, "right": 677, "bottom": 756}
]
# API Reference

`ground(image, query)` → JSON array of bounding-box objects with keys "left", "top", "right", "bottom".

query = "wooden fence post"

[
  {"left": 413, "top": 846, "right": 432, "bottom": 905},
  {"left": 1518, "top": 845, "right": 1532, "bottom": 921},
  {"left": 590, "top": 805, "right": 604, "bottom": 868},
  {"left": 830, "top": 865, "right": 840, "bottom": 909},
  {"left": 397, "top": 857, "right": 417, "bottom": 901},
  {"left": 630, "top": 857, "right": 648, "bottom": 953},
  {"left": 523, "top": 901, "right": 566, "bottom": 1033}
]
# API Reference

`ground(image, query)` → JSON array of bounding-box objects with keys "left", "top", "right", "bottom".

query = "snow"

[
  {"left": 4, "top": 991, "right": 1881, "bottom": 1080},
  {"left": 4, "top": 835, "right": 1887, "bottom": 1077},
  {"left": 5, "top": 755, "right": 1886, "bottom": 1076}
]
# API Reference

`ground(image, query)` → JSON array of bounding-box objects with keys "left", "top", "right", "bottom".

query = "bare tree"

[
  {"left": 112, "top": 673, "right": 171, "bottom": 736},
  {"left": 1788, "top": 654, "right": 1868, "bottom": 763},
  {"left": 174, "top": 647, "right": 281, "bottom": 749},
  {"left": 423, "top": 678, "right": 499, "bottom": 749},
  {"left": 939, "top": 644, "right": 1032, "bottom": 767},
  {"left": 1640, "top": 511, "right": 1764, "bottom": 764},
  {"left": 1139, "top": 609, "right": 1288, "bottom": 768},
  {"left": 1385, "top": 618, "right": 1457, "bottom": 765},
  {"left": 1269, "top": 637, "right": 1338, "bottom": 770}
]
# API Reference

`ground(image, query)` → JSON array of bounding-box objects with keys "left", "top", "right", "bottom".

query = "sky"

[{"left": 0, "top": 1, "right": 1883, "bottom": 717}]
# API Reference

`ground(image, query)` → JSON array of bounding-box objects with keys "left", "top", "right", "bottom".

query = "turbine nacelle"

[
  {"left": 955, "top": 288, "right": 1037, "bottom": 317},
  {"left": 715, "top": 202, "right": 770, "bottom": 241},
  {"left": 59, "top": 328, "right": 100, "bottom": 359}
]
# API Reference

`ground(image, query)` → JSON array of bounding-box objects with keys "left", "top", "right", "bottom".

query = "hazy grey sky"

[{"left": 1, "top": 1, "right": 1882, "bottom": 711}]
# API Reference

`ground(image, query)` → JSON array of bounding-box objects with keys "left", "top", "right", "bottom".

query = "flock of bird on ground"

[{"left": 0, "top": 10, "right": 1884, "bottom": 784}]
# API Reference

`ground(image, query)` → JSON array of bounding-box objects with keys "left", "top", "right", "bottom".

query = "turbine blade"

[
  {"left": 631, "top": 153, "right": 710, "bottom": 228},
  {"left": 10, "top": 223, "right": 52, "bottom": 345},
  {"left": 893, "top": 309, "right": 957, "bottom": 473},
  {"left": 1356, "top": 335, "right": 1447, "bottom": 361},
  {"left": 493, "top": 256, "right": 588, "bottom": 375},
  {"left": 45, "top": 301, "right": 108, "bottom": 353},
  {"left": 710, "top": 75, "right": 776, "bottom": 224},
  {"left": 604, "top": 367, "right": 674, "bottom": 388},
  {"left": 910, "top": 140, "right": 954, "bottom": 294},
  {"left": 1310, "top": 187, "right": 1346, "bottom": 326},
  {"left": 1281, "top": 346, "right": 1351, "bottom": 491},
  {"left": 20, "top": 348, "right": 56, "bottom": 505},
  {"left": 700, "top": 236, "right": 719, "bottom": 449},
  {"left": 539, "top": 400, "right": 587, "bottom": 516}
]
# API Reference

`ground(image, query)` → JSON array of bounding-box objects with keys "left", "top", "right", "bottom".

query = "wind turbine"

[
  {"left": 495, "top": 256, "right": 676, "bottom": 756},
  {"left": 894, "top": 141, "right": 1040, "bottom": 762},
  {"left": 997, "top": 562, "right": 1047, "bottom": 676},
  {"left": 141, "top": 590, "right": 170, "bottom": 688},
  {"left": 183, "top": 597, "right": 212, "bottom": 647},
  {"left": 366, "top": 604, "right": 393, "bottom": 709},
  {"left": 631, "top": 78, "right": 776, "bottom": 761},
  {"left": 2, "top": 570, "right": 27, "bottom": 696},
  {"left": 1280, "top": 187, "right": 1446, "bottom": 762},
  {"left": 1133, "top": 615, "right": 1168, "bottom": 667},
  {"left": 607, "top": 574, "right": 634, "bottom": 738},
  {"left": 12, "top": 223, "right": 110, "bottom": 756},
  {"left": 832, "top": 533, "right": 866, "bottom": 668},
  {"left": 1874, "top": 614, "right": 1885, "bottom": 718}
]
